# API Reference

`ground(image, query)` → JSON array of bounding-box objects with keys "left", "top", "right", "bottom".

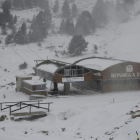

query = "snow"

[
  {"left": 37, "top": 64, "right": 59, "bottom": 73},
  {"left": 74, "top": 58, "right": 124, "bottom": 71},
  {"left": 23, "top": 80, "right": 46, "bottom": 85},
  {"left": 1, "top": 0, "right": 140, "bottom": 140},
  {"left": 0, "top": 90, "right": 140, "bottom": 140}
]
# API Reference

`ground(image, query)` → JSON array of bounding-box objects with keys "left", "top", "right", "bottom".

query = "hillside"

[{"left": 0, "top": 0, "right": 140, "bottom": 140}]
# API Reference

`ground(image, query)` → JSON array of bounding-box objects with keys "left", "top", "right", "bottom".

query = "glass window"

[{"left": 64, "top": 69, "right": 71, "bottom": 76}]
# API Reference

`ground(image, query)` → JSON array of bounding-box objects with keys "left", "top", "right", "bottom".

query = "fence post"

[
  {"left": 20, "top": 102, "right": 21, "bottom": 109},
  {"left": 38, "top": 101, "right": 39, "bottom": 108},
  {"left": 29, "top": 105, "right": 31, "bottom": 114},
  {"left": 9, "top": 106, "right": 11, "bottom": 115},
  {"left": 1, "top": 103, "right": 2, "bottom": 111},
  {"left": 48, "top": 103, "right": 50, "bottom": 112}
]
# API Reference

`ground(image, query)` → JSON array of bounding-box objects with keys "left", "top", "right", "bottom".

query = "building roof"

[
  {"left": 35, "top": 57, "right": 126, "bottom": 73},
  {"left": 23, "top": 80, "right": 46, "bottom": 85},
  {"left": 74, "top": 57, "right": 125, "bottom": 71},
  {"left": 36, "top": 59, "right": 70, "bottom": 73},
  {"left": 16, "top": 75, "right": 32, "bottom": 78},
  {"left": 37, "top": 64, "right": 59, "bottom": 73}
]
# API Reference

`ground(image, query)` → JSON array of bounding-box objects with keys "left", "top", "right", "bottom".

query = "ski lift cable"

[
  {"left": 9, "top": 45, "right": 33, "bottom": 69},
  {"left": 26, "top": 44, "right": 43, "bottom": 60}
]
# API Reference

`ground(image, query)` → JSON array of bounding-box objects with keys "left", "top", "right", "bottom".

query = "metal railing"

[{"left": 0, "top": 100, "right": 53, "bottom": 115}]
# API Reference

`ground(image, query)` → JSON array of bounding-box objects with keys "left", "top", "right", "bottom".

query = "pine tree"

[
  {"left": 65, "top": 19, "right": 75, "bottom": 35},
  {"left": 75, "top": 11, "right": 96, "bottom": 35},
  {"left": 20, "top": 22, "right": 27, "bottom": 44},
  {"left": 2, "top": 0, "right": 11, "bottom": 13},
  {"left": 53, "top": 0, "right": 59, "bottom": 13},
  {"left": 72, "top": 3, "right": 78, "bottom": 18},
  {"left": 39, "top": 0, "right": 49, "bottom": 10},
  {"left": 14, "top": 30, "right": 22, "bottom": 44},
  {"left": 1, "top": 24, "right": 7, "bottom": 35},
  {"left": 30, "top": 11, "right": 48, "bottom": 42},
  {"left": 123, "top": 0, "right": 135, "bottom": 5},
  {"left": 14, "top": 23, "right": 27, "bottom": 44},
  {"left": 94, "top": 45, "right": 98, "bottom": 53},
  {"left": 11, "top": 26, "right": 17, "bottom": 37},
  {"left": 115, "top": 0, "right": 129, "bottom": 23},
  {"left": 62, "top": 0, "right": 71, "bottom": 19},
  {"left": 5, "top": 34, "right": 13, "bottom": 44},
  {"left": 123, "top": 0, "right": 135, "bottom": 12},
  {"left": 20, "top": 0, "right": 25, "bottom": 9},
  {"left": 13, "top": 15, "right": 17, "bottom": 24},
  {"left": 92, "top": 0, "right": 108, "bottom": 27},
  {"left": 59, "top": 19, "right": 66, "bottom": 34},
  {"left": 21, "top": 22, "right": 26, "bottom": 35},
  {"left": 44, "top": 8, "right": 52, "bottom": 29},
  {"left": 104, "top": 1, "right": 115, "bottom": 20},
  {"left": 68, "top": 35, "right": 88, "bottom": 56},
  {"left": 2, "top": 0, "right": 12, "bottom": 23}
]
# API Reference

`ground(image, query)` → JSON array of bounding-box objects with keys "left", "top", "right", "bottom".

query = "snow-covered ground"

[
  {"left": 0, "top": 89, "right": 140, "bottom": 140},
  {"left": 1, "top": 0, "right": 140, "bottom": 140}
]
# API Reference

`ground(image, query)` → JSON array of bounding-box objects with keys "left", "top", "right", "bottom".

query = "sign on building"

[{"left": 62, "top": 77, "right": 84, "bottom": 83}]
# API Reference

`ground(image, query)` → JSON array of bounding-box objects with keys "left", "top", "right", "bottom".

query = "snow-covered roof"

[
  {"left": 37, "top": 64, "right": 59, "bottom": 73},
  {"left": 23, "top": 80, "right": 46, "bottom": 85},
  {"left": 36, "top": 58, "right": 125, "bottom": 72},
  {"left": 74, "top": 58, "right": 124, "bottom": 71},
  {"left": 16, "top": 75, "right": 32, "bottom": 78}
]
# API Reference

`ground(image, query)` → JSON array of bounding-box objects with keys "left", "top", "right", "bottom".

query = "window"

[{"left": 64, "top": 69, "right": 71, "bottom": 76}]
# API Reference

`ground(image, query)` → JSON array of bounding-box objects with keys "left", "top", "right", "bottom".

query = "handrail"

[
  {"left": 0, "top": 100, "right": 43, "bottom": 104},
  {"left": 0, "top": 100, "right": 53, "bottom": 115}
]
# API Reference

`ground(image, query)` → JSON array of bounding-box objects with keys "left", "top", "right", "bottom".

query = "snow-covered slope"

[{"left": 1, "top": 0, "right": 140, "bottom": 140}]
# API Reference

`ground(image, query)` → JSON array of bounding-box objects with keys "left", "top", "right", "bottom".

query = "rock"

[
  {"left": 1, "top": 127, "right": 5, "bottom": 131},
  {"left": 7, "top": 82, "right": 15, "bottom": 86},
  {"left": 10, "top": 116, "right": 14, "bottom": 121},
  {"left": 39, "top": 131, "right": 49, "bottom": 135},
  {"left": 132, "top": 114, "right": 140, "bottom": 119},
  {"left": 0, "top": 115, "right": 7, "bottom": 121},
  {"left": 61, "top": 128, "right": 65, "bottom": 131},
  {"left": 24, "top": 131, "right": 28, "bottom": 134},
  {"left": 3, "top": 94, "right": 6, "bottom": 98},
  {"left": 114, "top": 127, "right": 119, "bottom": 129}
]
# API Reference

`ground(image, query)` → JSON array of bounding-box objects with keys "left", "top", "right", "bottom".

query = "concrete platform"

[{"left": 11, "top": 111, "right": 47, "bottom": 121}]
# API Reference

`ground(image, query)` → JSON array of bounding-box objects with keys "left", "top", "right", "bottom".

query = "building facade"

[{"left": 34, "top": 57, "right": 140, "bottom": 93}]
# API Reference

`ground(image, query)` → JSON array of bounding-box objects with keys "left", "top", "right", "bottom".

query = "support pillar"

[
  {"left": 54, "top": 82, "right": 58, "bottom": 91},
  {"left": 64, "top": 83, "right": 70, "bottom": 95},
  {"left": 43, "top": 78, "right": 46, "bottom": 82}
]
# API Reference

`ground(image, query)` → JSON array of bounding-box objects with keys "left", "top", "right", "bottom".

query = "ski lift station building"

[{"left": 34, "top": 57, "right": 140, "bottom": 93}]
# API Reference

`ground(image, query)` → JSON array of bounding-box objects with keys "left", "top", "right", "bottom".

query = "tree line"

[
  {"left": 6, "top": 8, "right": 52, "bottom": 44},
  {"left": 12, "top": 0, "right": 49, "bottom": 10},
  {"left": 2, "top": 0, "right": 135, "bottom": 48}
]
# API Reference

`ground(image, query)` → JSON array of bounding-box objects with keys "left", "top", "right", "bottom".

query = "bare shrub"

[{"left": 19, "top": 62, "right": 27, "bottom": 70}]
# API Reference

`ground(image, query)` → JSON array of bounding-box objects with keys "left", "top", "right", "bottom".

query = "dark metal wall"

[
  {"left": 72, "top": 80, "right": 103, "bottom": 92},
  {"left": 102, "top": 62, "right": 140, "bottom": 92}
]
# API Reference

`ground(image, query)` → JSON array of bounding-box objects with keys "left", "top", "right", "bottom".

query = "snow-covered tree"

[
  {"left": 59, "top": 19, "right": 66, "bottom": 34},
  {"left": 2, "top": 0, "right": 13, "bottom": 24},
  {"left": 30, "top": 11, "right": 48, "bottom": 42},
  {"left": 62, "top": 0, "right": 71, "bottom": 19},
  {"left": 72, "top": 3, "right": 78, "bottom": 18},
  {"left": 115, "top": 0, "right": 129, "bottom": 23},
  {"left": 75, "top": 11, "right": 96, "bottom": 35},
  {"left": 59, "top": 19, "right": 75, "bottom": 35},
  {"left": 92, "top": 0, "right": 108, "bottom": 27},
  {"left": 53, "top": 0, "right": 59, "bottom": 13},
  {"left": 65, "top": 19, "right": 75, "bottom": 35},
  {"left": 68, "top": 35, "right": 88, "bottom": 56},
  {"left": 2, "top": 24, "right": 7, "bottom": 35}
]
